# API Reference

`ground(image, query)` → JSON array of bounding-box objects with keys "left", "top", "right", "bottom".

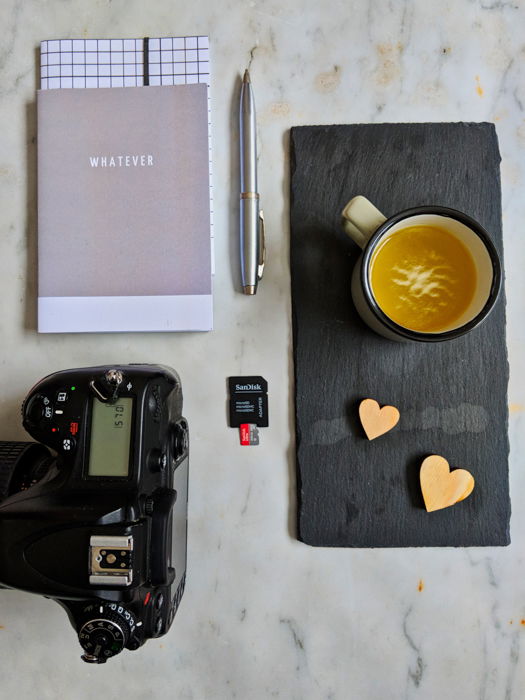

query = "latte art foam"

[{"left": 370, "top": 225, "right": 477, "bottom": 333}]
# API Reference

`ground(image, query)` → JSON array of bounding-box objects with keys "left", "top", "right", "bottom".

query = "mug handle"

[{"left": 341, "top": 196, "right": 387, "bottom": 249}]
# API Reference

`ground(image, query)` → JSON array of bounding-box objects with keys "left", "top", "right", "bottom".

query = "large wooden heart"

[
  {"left": 359, "top": 398, "right": 400, "bottom": 440},
  {"left": 420, "top": 455, "right": 475, "bottom": 512}
]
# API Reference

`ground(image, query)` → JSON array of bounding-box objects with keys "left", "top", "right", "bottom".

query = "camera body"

[{"left": 0, "top": 365, "right": 188, "bottom": 663}]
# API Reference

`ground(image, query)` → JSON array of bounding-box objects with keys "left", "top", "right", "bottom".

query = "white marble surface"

[{"left": 1, "top": 0, "right": 525, "bottom": 697}]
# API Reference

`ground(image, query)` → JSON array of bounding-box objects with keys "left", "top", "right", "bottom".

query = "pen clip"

[{"left": 258, "top": 210, "right": 266, "bottom": 281}]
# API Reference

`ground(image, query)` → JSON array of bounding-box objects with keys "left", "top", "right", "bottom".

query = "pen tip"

[{"left": 243, "top": 69, "right": 250, "bottom": 83}]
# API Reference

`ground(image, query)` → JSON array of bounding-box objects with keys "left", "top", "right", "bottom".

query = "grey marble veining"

[{"left": 0, "top": 0, "right": 525, "bottom": 697}]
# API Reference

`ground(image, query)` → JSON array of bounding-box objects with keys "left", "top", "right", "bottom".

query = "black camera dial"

[{"left": 78, "top": 602, "right": 136, "bottom": 663}]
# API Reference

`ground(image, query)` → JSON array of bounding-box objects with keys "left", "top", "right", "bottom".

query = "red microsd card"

[{"left": 240, "top": 424, "right": 259, "bottom": 446}]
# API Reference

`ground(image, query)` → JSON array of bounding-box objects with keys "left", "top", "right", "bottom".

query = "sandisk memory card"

[{"left": 228, "top": 376, "right": 268, "bottom": 428}]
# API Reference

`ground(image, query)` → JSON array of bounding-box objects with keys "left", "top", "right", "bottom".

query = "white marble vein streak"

[{"left": 0, "top": 0, "right": 524, "bottom": 698}]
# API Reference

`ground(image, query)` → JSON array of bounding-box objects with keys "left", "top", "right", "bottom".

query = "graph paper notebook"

[{"left": 37, "top": 37, "right": 213, "bottom": 332}]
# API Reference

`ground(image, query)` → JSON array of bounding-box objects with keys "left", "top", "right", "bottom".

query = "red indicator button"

[{"left": 69, "top": 422, "right": 79, "bottom": 436}]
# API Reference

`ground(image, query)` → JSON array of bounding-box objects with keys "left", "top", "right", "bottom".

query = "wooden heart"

[
  {"left": 359, "top": 398, "right": 400, "bottom": 440},
  {"left": 420, "top": 455, "right": 475, "bottom": 512}
]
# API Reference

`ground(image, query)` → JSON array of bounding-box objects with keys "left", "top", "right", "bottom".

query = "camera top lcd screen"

[{"left": 88, "top": 398, "right": 133, "bottom": 477}]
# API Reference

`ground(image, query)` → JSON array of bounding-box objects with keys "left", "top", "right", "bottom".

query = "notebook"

[{"left": 37, "top": 37, "right": 213, "bottom": 332}]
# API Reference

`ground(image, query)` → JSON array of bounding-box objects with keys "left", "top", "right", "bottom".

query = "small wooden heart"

[
  {"left": 359, "top": 398, "right": 400, "bottom": 440},
  {"left": 420, "top": 455, "right": 475, "bottom": 512}
]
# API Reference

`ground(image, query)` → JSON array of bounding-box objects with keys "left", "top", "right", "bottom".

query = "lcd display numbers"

[{"left": 88, "top": 398, "right": 133, "bottom": 477}]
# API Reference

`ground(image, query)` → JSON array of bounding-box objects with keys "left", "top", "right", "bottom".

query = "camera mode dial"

[{"left": 78, "top": 602, "right": 135, "bottom": 663}]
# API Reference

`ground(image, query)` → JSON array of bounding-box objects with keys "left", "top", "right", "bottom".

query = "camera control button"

[
  {"left": 56, "top": 389, "right": 69, "bottom": 403},
  {"left": 61, "top": 437, "right": 76, "bottom": 452},
  {"left": 172, "top": 421, "right": 188, "bottom": 459},
  {"left": 147, "top": 449, "right": 166, "bottom": 472}
]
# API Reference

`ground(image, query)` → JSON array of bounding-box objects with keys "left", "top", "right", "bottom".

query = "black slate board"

[{"left": 290, "top": 123, "right": 510, "bottom": 547}]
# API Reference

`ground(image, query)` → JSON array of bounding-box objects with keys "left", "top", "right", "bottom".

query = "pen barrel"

[
  {"left": 240, "top": 85, "right": 257, "bottom": 193},
  {"left": 240, "top": 196, "right": 260, "bottom": 290}
]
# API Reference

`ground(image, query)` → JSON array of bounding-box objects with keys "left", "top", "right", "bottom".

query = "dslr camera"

[{"left": 0, "top": 364, "right": 188, "bottom": 663}]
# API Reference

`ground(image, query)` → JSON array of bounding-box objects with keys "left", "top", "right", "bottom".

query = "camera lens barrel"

[{"left": 0, "top": 441, "right": 53, "bottom": 500}]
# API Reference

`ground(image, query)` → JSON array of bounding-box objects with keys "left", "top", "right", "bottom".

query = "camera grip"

[{"left": 148, "top": 488, "right": 177, "bottom": 586}]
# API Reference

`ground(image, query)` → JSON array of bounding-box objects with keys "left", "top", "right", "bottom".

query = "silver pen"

[{"left": 239, "top": 69, "right": 265, "bottom": 295}]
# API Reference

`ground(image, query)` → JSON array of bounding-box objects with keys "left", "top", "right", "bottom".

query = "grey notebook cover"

[{"left": 37, "top": 84, "right": 212, "bottom": 332}]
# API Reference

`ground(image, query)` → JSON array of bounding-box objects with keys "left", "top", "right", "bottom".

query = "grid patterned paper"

[{"left": 40, "top": 36, "right": 214, "bottom": 265}]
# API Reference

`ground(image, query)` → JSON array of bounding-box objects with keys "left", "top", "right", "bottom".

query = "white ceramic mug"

[{"left": 341, "top": 196, "right": 501, "bottom": 342}]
